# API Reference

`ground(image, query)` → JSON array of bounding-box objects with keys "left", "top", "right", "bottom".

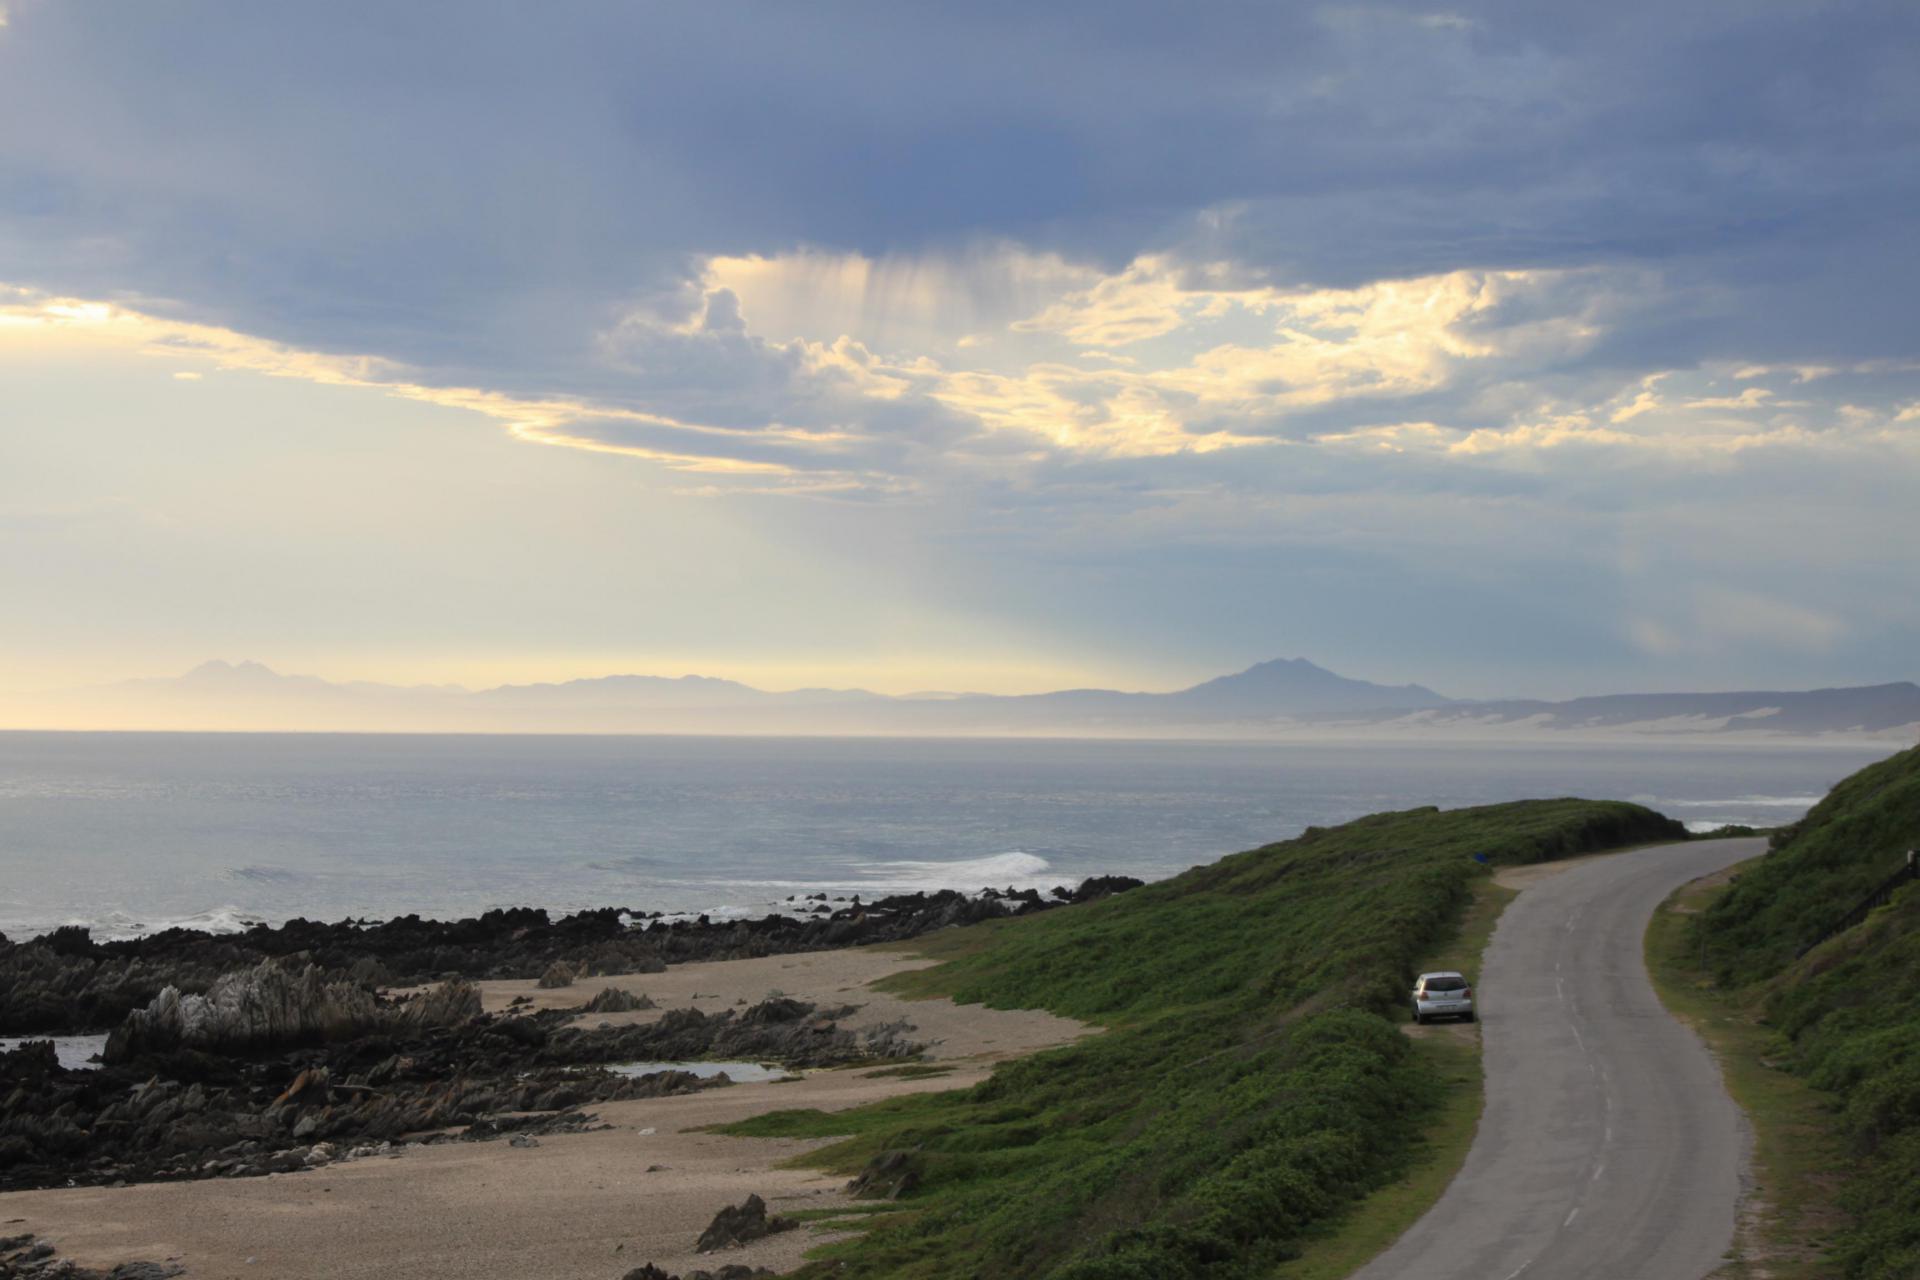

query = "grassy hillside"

[
  {"left": 728, "top": 799, "right": 1682, "bottom": 1280},
  {"left": 1692, "top": 743, "right": 1920, "bottom": 1279},
  {"left": 1701, "top": 743, "right": 1920, "bottom": 978}
]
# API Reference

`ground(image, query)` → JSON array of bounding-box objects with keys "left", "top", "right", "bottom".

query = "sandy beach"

[{"left": 0, "top": 946, "right": 1089, "bottom": 1280}]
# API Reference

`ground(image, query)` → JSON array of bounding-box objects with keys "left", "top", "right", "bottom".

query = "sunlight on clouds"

[
  {"left": 8, "top": 249, "right": 1914, "bottom": 494},
  {"left": 685, "top": 251, "right": 1619, "bottom": 461},
  {"left": 0, "top": 287, "right": 802, "bottom": 477},
  {"left": 928, "top": 363, "right": 1271, "bottom": 456},
  {"left": 1012, "top": 254, "right": 1243, "bottom": 347},
  {"left": 1609, "top": 374, "right": 1668, "bottom": 423},
  {"left": 1312, "top": 421, "right": 1456, "bottom": 453},
  {"left": 1684, "top": 387, "right": 1780, "bottom": 411},
  {"left": 706, "top": 245, "right": 1094, "bottom": 354}
]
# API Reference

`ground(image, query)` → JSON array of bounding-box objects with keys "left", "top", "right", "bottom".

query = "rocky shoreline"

[
  {"left": 0, "top": 879, "right": 1140, "bottom": 1037},
  {"left": 0, "top": 879, "right": 1138, "bottom": 1194}
]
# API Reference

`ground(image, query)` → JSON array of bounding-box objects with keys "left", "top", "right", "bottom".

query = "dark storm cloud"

[{"left": 3, "top": 1, "right": 1914, "bottom": 375}]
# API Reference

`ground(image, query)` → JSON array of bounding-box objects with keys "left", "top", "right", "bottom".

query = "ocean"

[{"left": 0, "top": 731, "right": 1896, "bottom": 942}]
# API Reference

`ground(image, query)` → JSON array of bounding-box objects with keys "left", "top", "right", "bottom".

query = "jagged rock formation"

[
  {"left": 544, "top": 997, "right": 922, "bottom": 1069},
  {"left": 398, "top": 977, "right": 482, "bottom": 1028},
  {"left": 694, "top": 1194, "right": 796, "bottom": 1253},
  {"left": 101, "top": 961, "right": 477, "bottom": 1063},
  {"left": 2, "top": 992, "right": 912, "bottom": 1192}
]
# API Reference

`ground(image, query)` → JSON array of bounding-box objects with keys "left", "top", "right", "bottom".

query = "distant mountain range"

[{"left": 9, "top": 657, "right": 1916, "bottom": 742}]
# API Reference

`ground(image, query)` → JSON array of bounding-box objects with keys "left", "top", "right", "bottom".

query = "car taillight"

[{"left": 1461, "top": 988, "right": 1472, "bottom": 998}]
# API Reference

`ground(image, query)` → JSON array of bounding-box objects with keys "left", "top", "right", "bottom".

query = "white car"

[{"left": 1412, "top": 970, "right": 1476, "bottom": 1024}]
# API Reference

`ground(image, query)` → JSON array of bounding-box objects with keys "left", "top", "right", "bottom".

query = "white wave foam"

[
  {"left": 624, "top": 852, "right": 1066, "bottom": 928},
  {"left": 1670, "top": 795, "right": 1823, "bottom": 808},
  {"left": 848, "top": 851, "right": 1057, "bottom": 893},
  {"left": 63, "top": 904, "right": 269, "bottom": 941}
]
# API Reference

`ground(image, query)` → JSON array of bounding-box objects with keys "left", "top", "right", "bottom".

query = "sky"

[{"left": 1, "top": 1, "right": 1917, "bottom": 706}]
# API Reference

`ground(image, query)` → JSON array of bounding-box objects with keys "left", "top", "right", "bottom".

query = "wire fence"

[{"left": 1797, "top": 849, "right": 1919, "bottom": 959}]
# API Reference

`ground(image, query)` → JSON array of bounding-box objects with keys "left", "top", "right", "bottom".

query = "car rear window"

[{"left": 1423, "top": 977, "right": 1468, "bottom": 992}]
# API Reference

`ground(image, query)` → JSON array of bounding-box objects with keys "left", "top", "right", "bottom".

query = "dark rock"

[
  {"left": 0, "top": 877, "right": 1149, "bottom": 1192},
  {"left": 102, "top": 962, "right": 475, "bottom": 1063},
  {"left": 848, "top": 1149, "right": 922, "bottom": 1200},
  {"left": 541, "top": 1000, "right": 922, "bottom": 1070},
  {"left": 0, "top": 1233, "right": 182, "bottom": 1279},
  {"left": 537, "top": 961, "right": 576, "bottom": 989},
  {"left": 584, "top": 988, "right": 657, "bottom": 1014},
  {"left": 0, "top": 1008, "right": 725, "bottom": 1192},
  {"left": 1, "top": 881, "right": 1140, "bottom": 1038},
  {"left": 620, "top": 1266, "right": 775, "bottom": 1280},
  {"left": 694, "top": 1194, "right": 796, "bottom": 1253},
  {"left": 1070, "top": 875, "right": 1146, "bottom": 901}
]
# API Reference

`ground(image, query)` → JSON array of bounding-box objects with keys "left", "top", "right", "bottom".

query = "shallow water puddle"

[
  {"left": 0, "top": 1034, "right": 109, "bottom": 1070},
  {"left": 609, "top": 1060, "right": 794, "bottom": 1083}
]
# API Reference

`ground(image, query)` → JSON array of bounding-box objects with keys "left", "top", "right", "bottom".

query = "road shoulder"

[{"left": 1645, "top": 861, "right": 1850, "bottom": 1280}]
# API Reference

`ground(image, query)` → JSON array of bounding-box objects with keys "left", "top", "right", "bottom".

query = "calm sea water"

[{"left": 0, "top": 732, "right": 1895, "bottom": 941}]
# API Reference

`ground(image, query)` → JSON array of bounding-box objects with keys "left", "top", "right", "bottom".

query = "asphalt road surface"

[{"left": 1354, "top": 837, "right": 1763, "bottom": 1280}]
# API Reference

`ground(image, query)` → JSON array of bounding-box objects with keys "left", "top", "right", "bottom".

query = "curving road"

[{"left": 1354, "top": 837, "right": 1762, "bottom": 1280}]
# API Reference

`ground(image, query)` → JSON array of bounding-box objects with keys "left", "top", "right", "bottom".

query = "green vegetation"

[
  {"left": 1647, "top": 865, "right": 1848, "bottom": 1279},
  {"left": 1687, "top": 743, "right": 1920, "bottom": 1279},
  {"left": 1700, "top": 744, "right": 1920, "bottom": 976},
  {"left": 1280, "top": 1031, "right": 1483, "bottom": 1279},
  {"left": 1280, "top": 874, "right": 1510, "bottom": 1276},
  {"left": 1689, "top": 823, "right": 1769, "bottom": 840},
  {"left": 727, "top": 799, "right": 1682, "bottom": 1280}
]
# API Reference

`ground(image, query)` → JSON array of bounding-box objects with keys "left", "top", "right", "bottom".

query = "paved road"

[{"left": 1354, "top": 837, "right": 1762, "bottom": 1280}]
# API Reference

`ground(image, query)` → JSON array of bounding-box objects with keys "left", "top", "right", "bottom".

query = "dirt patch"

[
  {"left": 1669, "top": 863, "right": 1742, "bottom": 913},
  {"left": 1492, "top": 851, "right": 1619, "bottom": 891}
]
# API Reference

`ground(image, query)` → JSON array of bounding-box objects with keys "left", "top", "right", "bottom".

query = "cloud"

[
  {"left": 1, "top": 2, "right": 1918, "bottom": 691},
  {"left": 1630, "top": 590, "right": 1848, "bottom": 660}
]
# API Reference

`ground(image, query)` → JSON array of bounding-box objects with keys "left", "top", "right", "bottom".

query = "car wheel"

[
  {"left": 1464, "top": 1011, "right": 1476, "bottom": 1023},
  {"left": 1412, "top": 1010, "right": 1424, "bottom": 1025}
]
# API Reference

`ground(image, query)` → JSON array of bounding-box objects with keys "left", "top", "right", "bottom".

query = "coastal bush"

[
  {"left": 1698, "top": 743, "right": 1920, "bottom": 978},
  {"left": 1692, "top": 743, "right": 1920, "bottom": 1278},
  {"left": 726, "top": 798, "right": 1682, "bottom": 1279}
]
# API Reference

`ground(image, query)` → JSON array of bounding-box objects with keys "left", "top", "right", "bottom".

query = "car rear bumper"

[{"left": 1417, "top": 1001, "right": 1474, "bottom": 1017}]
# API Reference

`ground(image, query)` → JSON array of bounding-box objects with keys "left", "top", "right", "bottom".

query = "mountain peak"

[{"left": 1174, "top": 658, "right": 1452, "bottom": 714}]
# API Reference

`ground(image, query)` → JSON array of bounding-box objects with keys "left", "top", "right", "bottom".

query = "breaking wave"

[
  {"left": 59, "top": 905, "right": 269, "bottom": 941},
  {"left": 845, "top": 851, "right": 1057, "bottom": 894},
  {"left": 1669, "top": 795, "right": 1825, "bottom": 808}
]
